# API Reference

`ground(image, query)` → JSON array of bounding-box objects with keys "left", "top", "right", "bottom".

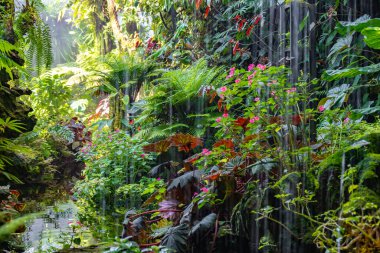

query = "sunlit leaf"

[
  {"left": 362, "top": 27, "right": 380, "bottom": 49},
  {"left": 337, "top": 15, "right": 380, "bottom": 33},
  {"left": 323, "top": 63, "right": 380, "bottom": 81}
]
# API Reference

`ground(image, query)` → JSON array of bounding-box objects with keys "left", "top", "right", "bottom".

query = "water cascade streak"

[{"left": 337, "top": 152, "right": 346, "bottom": 253}]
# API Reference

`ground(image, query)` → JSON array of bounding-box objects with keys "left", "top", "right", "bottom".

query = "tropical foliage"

[{"left": 0, "top": 0, "right": 379, "bottom": 252}]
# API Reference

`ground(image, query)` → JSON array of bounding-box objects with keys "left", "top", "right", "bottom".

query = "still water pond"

[{"left": 20, "top": 201, "right": 96, "bottom": 252}]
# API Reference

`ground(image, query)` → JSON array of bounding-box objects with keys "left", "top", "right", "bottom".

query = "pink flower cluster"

[
  {"left": 318, "top": 105, "right": 325, "bottom": 112},
  {"left": 248, "top": 71, "right": 257, "bottom": 80},
  {"left": 216, "top": 113, "right": 229, "bottom": 123},
  {"left": 257, "top": 64, "right": 266, "bottom": 71},
  {"left": 193, "top": 187, "right": 209, "bottom": 197},
  {"left": 226, "top": 67, "right": 235, "bottom": 79},
  {"left": 249, "top": 116, "right": 260, "bottom": 123},
  {"left": 286, "top": 87, "right": 297, "bottom": 94},
  {"left": 202, "top": 148, "right": 212, "bottom": 156},
  {"left": 200, "top": 187, "right": 209, "bottom": 193}
]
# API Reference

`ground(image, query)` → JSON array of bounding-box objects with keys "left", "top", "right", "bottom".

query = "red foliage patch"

[
  {"left": 143, "top": 139, "right": 172, "bottom": 153},
  {"left": 195, "top": 0, "right": 202, "bottom": 10},
  {"left": 213, "top": 139, "right": 234, "bottom": 149},
  {"left": 170, "top": 133, "right": 203, "bottom": 152},
  {"left": 234, "top": 117, "right": 250, "bottom": 131}
]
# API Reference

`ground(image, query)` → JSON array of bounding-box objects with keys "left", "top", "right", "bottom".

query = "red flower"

[
  {"left": 253, "top": 15, "right": 261, "bottom": 25},
  {"left": 233, "top": 15, "right": 241, "bottom": 21},
  {"left": 233, "top": 41, "right": 240, "bottom": 55},
  {"left": 246, "top": 25, "right": 254, "bottom": 36},
  {"left": 10, "top": 190, "right": 20, "bottom": 198},
  {"left": 204, "top": 6, "right": 210, "bottom": 18},
  {"left": 238, "top": 19, "right": 247, "bottom": 31}
]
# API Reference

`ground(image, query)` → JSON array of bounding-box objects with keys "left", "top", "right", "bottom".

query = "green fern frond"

[
  {"left": 24, "top": 22, "right": 53, "bottom": 74},
  {"left": 0, "top": 39, "right": 22, "bottom": 78}
]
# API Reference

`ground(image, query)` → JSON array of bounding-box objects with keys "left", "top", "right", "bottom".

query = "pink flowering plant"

[
  {"left": 192, "top": 185, "right": 220, "bottom": 209},
  {"left": 196, "top": 64, "right": 320, "bottom": 195}
]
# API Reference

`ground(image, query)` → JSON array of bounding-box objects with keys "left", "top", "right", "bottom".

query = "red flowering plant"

[
  {"left": 0, "top": 189, "right": 27, "bottom": 233},
  {"left": 0, "top": 189, "right": 26, "bottom": 213},
  {"left": 220, "top": 13, "right": 263, "bottom": 63}
]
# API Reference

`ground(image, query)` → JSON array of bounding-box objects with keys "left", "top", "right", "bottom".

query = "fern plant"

[
  {"left": 0, "top": 118, "right": 32, "bottom": 183},
  {"left": 134, "top": 59, "right": 224, "bottom": 141},
  {"left": 0, "top": 39, "right": 22, "bottom": 78},
  {"left": 14, "top": 0, "right": 53, "bottom": 74}
]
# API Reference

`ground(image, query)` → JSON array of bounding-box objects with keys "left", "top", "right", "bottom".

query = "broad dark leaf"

[
  {"left": 180, "top": 202, "right": 195, "bottom": 224},
  {"left": 149, "top": 162, "right": 171, "bottom": 177},
  {"left": 167, "top": 170, "right": 202, "bottom": 191},
  {"left": 160, "top": 223, "right": 189, "bottom": 253},
  {"left": 132, "top": 217, "right": 145, "bottom": 231},
  {"left": 189, "top": 213, "right": 217, "bottom": 237},
  {"left": 213, "top": 139, "right": 234, "bottom": 149}
]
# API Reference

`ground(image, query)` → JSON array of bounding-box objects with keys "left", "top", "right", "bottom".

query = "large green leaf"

[
  {"left": 362, "top": 27, "right": 380, "bottom": 49},
  {"left": 160, "top": 224, "right": 189, "bottom": 253},
  {"left": 327, "top": 35, "right": 352, "bottom": 59},
  {"left": 337, "top": 15, "right": 380, "bottom": 33},
  {"left": 352, "top": 101, "right": 380, "bottom": 115},
  {"left": 248, "top": 158, "right": 277, "bottom": 175},
  {"left": 323, "top": 63, "right": 380, "bottom": 81},
  {"left": 323, "top": 83, "right": 350, "bottom": 108}
]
